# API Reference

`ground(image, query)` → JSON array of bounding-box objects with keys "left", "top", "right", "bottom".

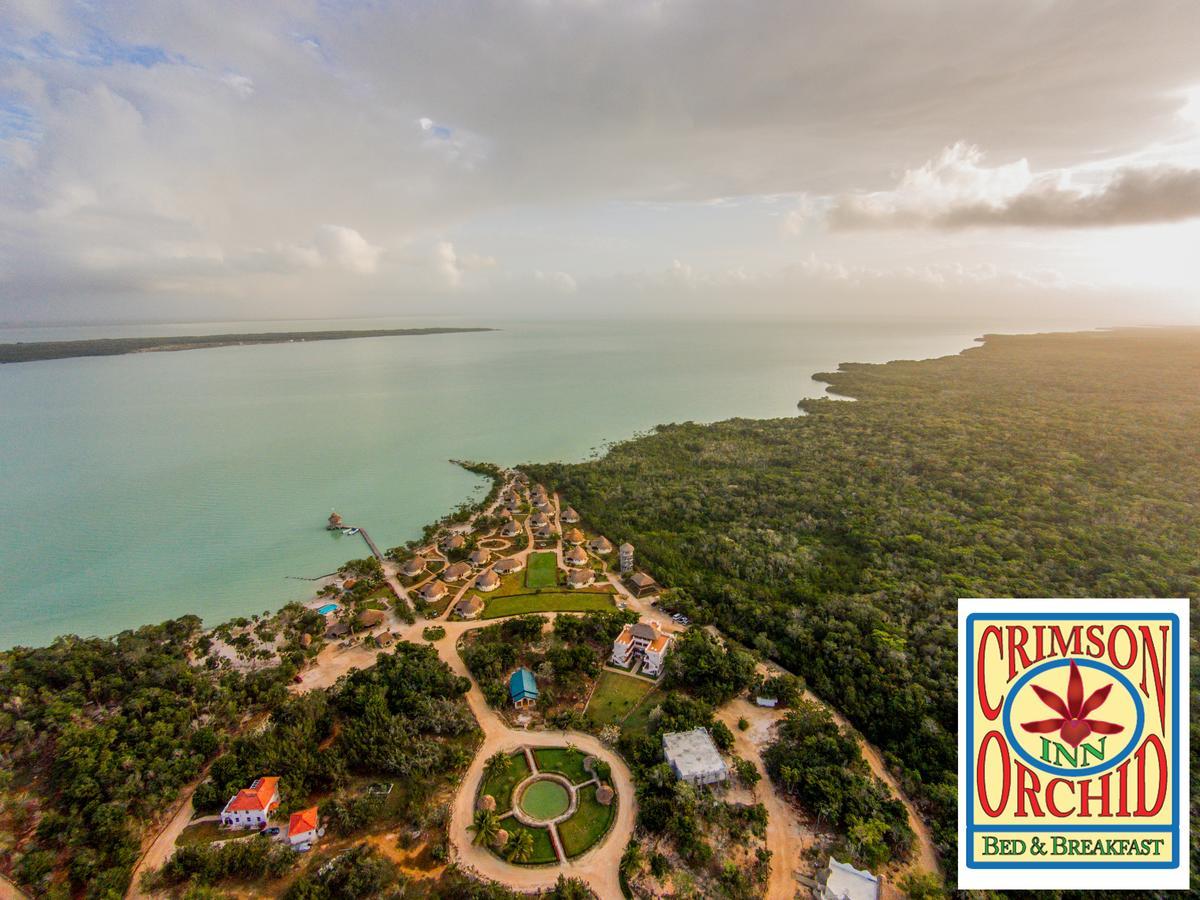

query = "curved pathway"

[{"left": 133, "top": 475, "right": 936, "bottom": 898}]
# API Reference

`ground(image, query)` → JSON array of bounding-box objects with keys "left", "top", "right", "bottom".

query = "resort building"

[
  {"left": 375, "top": 631, "right": 396, "bottom": 649},
  {"left": 662, "top": 729, "right": 729, "bottom": 786},
  {"left": 534, "top": 525, "right": 557, "bottom": 540},
  {"left": 418, "top": 580, "right": 448, "bottom": 603},
  {"left": 564, "top": 545, "right": 589, "bottom": 567},
  {"left": 442, "top": 561, "right": 473, "bottom": 582},
  {"left": 529, "top": 512, "right": 550, "bottom": 528},
  {"left": 327, "top": 511, "right": 343, "bottom": 529},
  {"left": 221, "top": 776, "right": 280, "bottom": 829},
  {"left": 325, "top": 621, "right": 350, "bottom": 639},
  {"left": 469, "top": 548, "right": 491, "bottom": 567},
  {"left": 505, "top": 495, "right": 522, "bottom": 513},
  {"left": 564, "top": 527, "right": 585, "bottom": 544},
  {"left": 566, "top": 568, "right": 596, "bottom": 588},
  {"left": 287, "top": 807, "right": 321, "bottom": 849},
  {"left": 493, "top": 556, "right": 525, "bottom": 575},
  {"left": 509, "top": 667, "right": 539, "bottom": 708},
  {"left": 814, "top": 858, "right": 882, "bottom": 900},
  {"left": 561, "top": 506, "right": 580, "bottom": 524},
  {"left": 626, "top": 571, "right": 659, "bottom": 598},
  {"left": 588, "top": 535, "right": 613, "bottom": 555},
  {"left": 475, "top": 569, "right": 501, "bottom": 592},
  {"left": 356, "top": 609, "right": 386, "bottom": 630},
  {"left": 400, "top": 556, "right": 427, "bottom": 578},
  {"left": 500, "top": 520, "right": 521, "bottom": 537},
  {"left": 454, "top": 595, "right": 485, "bottom": 619},
  {"left": 441, "top": 533, "right": 466, "bottom": 552},
  {"left": 611, "top": 621, "right": 672, "bottom": 675},
  {"left": 533, "top": 496, "right": 552, "bottom": 511},
  {"left": 619, "top": 542, "right": 635, "bottom": 573}
]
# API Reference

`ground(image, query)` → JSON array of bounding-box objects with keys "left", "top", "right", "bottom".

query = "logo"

[{"left": 958, "top": 599, "right": 1189, "bottom": 891}]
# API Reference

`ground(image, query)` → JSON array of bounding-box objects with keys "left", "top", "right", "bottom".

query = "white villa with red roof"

[
  {"left": 220, "top": 776, "right": 280, "bottom": 829},
  {"left": 288, "top": 806, "right": 321, "bottom": 848}
]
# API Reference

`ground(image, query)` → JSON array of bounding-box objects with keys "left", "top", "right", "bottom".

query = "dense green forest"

[
  {"left": 526, "top": 328, "right": 1200, "bottom": 883},
  {"left": 0, "top": 617, "right": 304, "bottom": 895}
]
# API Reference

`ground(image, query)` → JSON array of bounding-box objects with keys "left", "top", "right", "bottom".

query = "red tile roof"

[
  {"left": 289, "top": 806, "right": 319, "bottom": 835},
  {"left": 226, "top": 776, "right": 279, "bottom": 812}
]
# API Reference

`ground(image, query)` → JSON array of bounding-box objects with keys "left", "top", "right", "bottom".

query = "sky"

[{"left": 2, "top": 0, "right": 1199, "bottom": 325}]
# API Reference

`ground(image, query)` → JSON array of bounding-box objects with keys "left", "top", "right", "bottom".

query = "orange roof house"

[
  {"left": 221, "top": 776, "right": 281, "bottom": 828},
  {"left": 288, "top": 806, "right": 320, "bottom": 847}
]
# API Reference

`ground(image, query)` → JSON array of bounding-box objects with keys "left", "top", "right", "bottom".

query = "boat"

[{"left": 342, "top": 527, "right": 360, "bottom": 536}]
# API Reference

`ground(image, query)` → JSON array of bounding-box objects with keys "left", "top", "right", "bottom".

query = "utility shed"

[{"left": 662, "top": 727, "right": 728, "bottom": 785}]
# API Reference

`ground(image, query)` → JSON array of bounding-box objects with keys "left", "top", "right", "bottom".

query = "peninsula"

[{"left": 0, "top": 326, "right": 495, "bottom": 364}]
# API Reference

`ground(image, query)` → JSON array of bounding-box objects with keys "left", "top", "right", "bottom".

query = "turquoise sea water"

[{"left": 0, "top": 317, "right": 1070, "bottom": 648}]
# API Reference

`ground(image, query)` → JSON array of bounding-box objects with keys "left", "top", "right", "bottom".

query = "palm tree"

[
  {"left": 619, "top": 841, "right": 643, "bottom": 880},
  {"left": 470, "top": 809, "right": 500, "bottom": 846},
  {"left": 505, "top": 829, "right": 535, "bottom": 863},
  {"left": 483, "top": 750, "right": 512, "bottom": 783}
]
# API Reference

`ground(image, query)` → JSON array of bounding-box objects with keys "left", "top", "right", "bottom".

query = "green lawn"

[
  {"left": 533, "top": 747, "right": 591, "bottom": 785},
  {"left": 502, "top": 821, "right": 558, "bottom": 865},
  {"left": 520, "top": 780, "right": 570, "bottom": 820},
  {"left": 620, "top": 689, "right": 662, "bottom": 738},
  {"left": 524, "top": 551, "right": 560, "bottom": 589},
  {"left": 481, "top": 592, "right": 615, "bottom": 619},
  {"left": 586, "top": 670, "right": 656, "bottom": 726},
  {"left": 479, "top": 751, "right": 531, "bottom": 813},
  {"left": 558, "top": 784, "right": 617, "bottom": 858},
  {"left": 174, "top": 820, "right": 230, "bottom": 847}
]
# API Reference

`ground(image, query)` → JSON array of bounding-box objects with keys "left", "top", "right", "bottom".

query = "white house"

[
  {"left": 287, "top": 806, "right": 321, "bottom": 849},
  {"left": 220, "top": 776, "right": 280, "bottom": 829},
  {"left": 662, "top": 729, "right": 728, "bottom": 786},
  {"left": 611, "top": 621, "right": 672, "bottom": 676}
]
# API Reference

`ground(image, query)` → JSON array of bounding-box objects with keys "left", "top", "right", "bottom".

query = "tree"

[
  {"left": 483, "top": 751, "right": 512, "bottom": 783},
  {"left": 619, "top": 840, "right": 643, "bottom": 879},
  {"left": 505, "top": 829, "right": 535, "bottom": 863},
  {"left": 470, "top": 809, "right": 500, "bottom": 846},
  {"left": 548, "top": 874, "right": 594, "bottom": 899}
]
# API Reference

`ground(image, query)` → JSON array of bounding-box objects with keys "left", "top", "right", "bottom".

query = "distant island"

[{"left": 0, "top": 326, "right": 496, "bottom": 364}]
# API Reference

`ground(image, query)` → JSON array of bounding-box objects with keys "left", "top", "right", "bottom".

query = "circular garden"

[{"left": 474, "top": 746, "right": 618, "bottom": 866}]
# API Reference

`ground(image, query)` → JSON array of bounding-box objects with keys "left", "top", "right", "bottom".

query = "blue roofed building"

[{"left": 508, "top": 667, "right": 539, "bottom": 708}]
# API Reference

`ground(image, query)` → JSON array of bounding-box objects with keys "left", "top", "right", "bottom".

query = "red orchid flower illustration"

[{"left": 1020, "top": 659, "right": 1124, "bottom": 748}]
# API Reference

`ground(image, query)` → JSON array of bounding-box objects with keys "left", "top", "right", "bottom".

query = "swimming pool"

[{"left": 316, "top": 603, "right": 339, "bottom": 615}]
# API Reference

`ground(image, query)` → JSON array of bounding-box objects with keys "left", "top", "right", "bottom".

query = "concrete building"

[
  {"left": 814, "top": 858, "right": 881, "bottom": 900},
  {"left": 662, "top": 729, "right": 728, "bottom": 786}
]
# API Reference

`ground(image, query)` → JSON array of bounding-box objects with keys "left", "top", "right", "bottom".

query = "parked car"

[{"left": 261, "top": 826, "right": 281, "bottom": 836}]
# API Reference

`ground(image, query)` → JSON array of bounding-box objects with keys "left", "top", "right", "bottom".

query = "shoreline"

[
  {"left": 0, "top": 325, "right": 1100, "bottom": 651},
  {"left": 0, "top": 326, "right": 496, "bottom": 364}
]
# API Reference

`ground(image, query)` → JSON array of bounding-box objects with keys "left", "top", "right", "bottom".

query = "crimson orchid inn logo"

[{"left": 958, "top": 599, "right": 1189, "bottom": 891}]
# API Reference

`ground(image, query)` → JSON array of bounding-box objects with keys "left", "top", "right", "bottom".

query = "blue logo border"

[{"left": 965, "top": 612, "right": 1180, "bottom": 871}]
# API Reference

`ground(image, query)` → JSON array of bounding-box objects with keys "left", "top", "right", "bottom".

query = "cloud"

[
  {"left": 534, "top": 269, "right": 577, "bottom": 293},
  {"left": 829, "top": 143, "right": 1200, "bottom": 230},
  {"left": 312, "top": 225, "right": 381, "bottom": 273},
  {"left": 3, "top": 1, "right": 1200, "bottom": 320}
]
